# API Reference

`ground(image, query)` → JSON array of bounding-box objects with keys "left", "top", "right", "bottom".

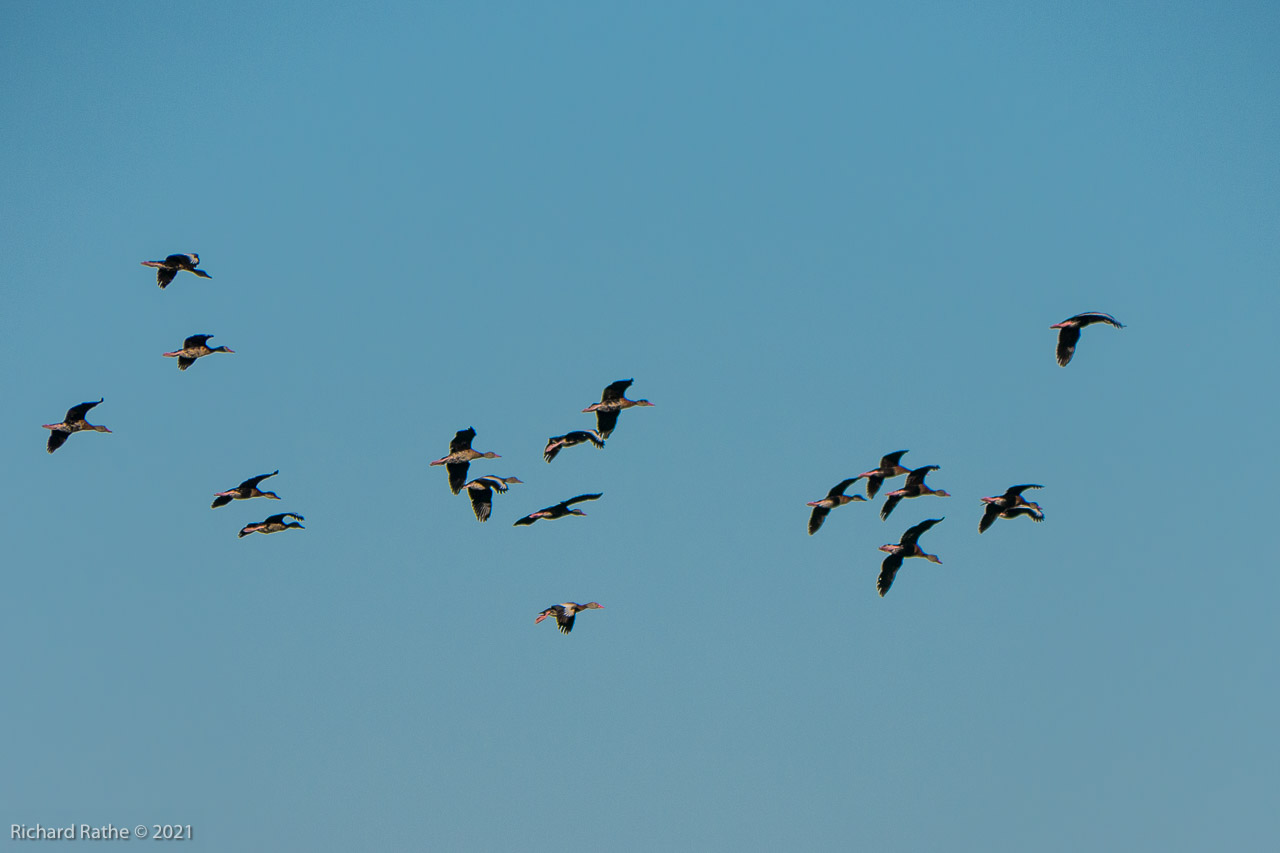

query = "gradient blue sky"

[{"left": 3, "top": 2, "right": 1277, "bottom": 850}]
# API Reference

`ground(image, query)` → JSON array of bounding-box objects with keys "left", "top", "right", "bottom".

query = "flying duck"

[
  {"left": 535, "top": 601, "right": 604, "bottom": 634},
  {"left": 141, "top": 253, "right": 212, "bottom": 289},
  {"left": 462, "top": 476, "right": 523, "bottom": 522},
  {"left": 543, "top": 430, "right": 605, "bottom": 463},
  {"left": 978, "top": 484, "right": 1044, "bottom": 533},
  {"left": 163, "top": 334, "right": 234, "bottom": 370},
  {"left": 880, "top": 465, "right": 950, "bottom": 520},
  {"left": 238, "top": 513, "right": 305, "bottom": 538},
  {"left": 212, "top": 470, "right": 281, "bottom": 508},
  {"left": 513, "top": 493, "right": 602, "bottom": 526},
  {"left": 877, "top": 517, "right": 945, "bottom": 596},
  {"left": 1050, "top": 312, "right": 1124, "bottom": 366},
  {"left": 582, "top": 379, "right": 654, "bottom": 439},
  {"left": 806, "top": 477, "right": 867, "bottom": 535},
  {"left": 43, "top": 398, "right": 111, "bottom": 453},
  {"left": 858, "top": 450, "right": 911, "bottom": 499},
  {"left": 430, "top": 428, "right": 501, "bottom": 494}
]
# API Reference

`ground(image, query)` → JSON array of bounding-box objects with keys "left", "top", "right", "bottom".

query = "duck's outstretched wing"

[
  {"left": 600, "top": 379, "right": 633, "bottom": 403},
  {"left": 64, "top": 399, "right": 103, "bottom": 422}
]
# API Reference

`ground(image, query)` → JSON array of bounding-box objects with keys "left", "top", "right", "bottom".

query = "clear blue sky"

[{"left": 3, "top": 2, "right": 1277, "bottom": 850}]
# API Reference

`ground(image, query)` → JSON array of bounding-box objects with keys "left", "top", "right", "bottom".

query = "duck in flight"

[
  {"left": 141, "top": 253, "right": 212, "bottom": 289},
  {"left": 430, "top": 428, "right": 501, "bottom": 494},
  {"left": 238, "top": 513, "right": 305, "bottom": 538},
  {"left": 513, "top": 493, "right": 602, "bottom": 526},
  {"left": 979, "top": 484, "right": 1045, "bottom": 533},
  {"left": 1050, "top": 312, "right": 1124, "bottom": 366},
  {"left": 806, "top": 477, "right": 867, "bottom": 535},
  {"left": 535, "top": 601, "right": 603, "bottom": 634},
  {"left": 880, "top": 465, "right": 950, "bottom": 520},
  {"left": 163, "top": 334, "right": 234, "bottom": 370},
  {"left": 462, "top": 476, "right": 523, "bottom": 522},
  {"left": 543, "top": 430, "right": 605, "bottom": 463},
  {"left": 582, "top": 379, "right": 654, "bottom": 439},
  {"left": 43, "top": 398, "right": 111, "bottom": 453},
  {"left": 212, "top": 471, "right": 281, "bottom": 508},
  {"left": 877, "top": 517, "right": 944, "bottom": 597},
  {"left": 857, "top": 450, "right": 911, "bottom": 499}
]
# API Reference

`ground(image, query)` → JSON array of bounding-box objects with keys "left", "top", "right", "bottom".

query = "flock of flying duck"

[
  {"left": 423, "top": 378, "right": 654, "bottom": 633},
  {"left": 805, "top": 309, "right": 1125, "bottom": 597},
  {"left": 40, "top": 254, "right": 1125, "bottom": 624}
]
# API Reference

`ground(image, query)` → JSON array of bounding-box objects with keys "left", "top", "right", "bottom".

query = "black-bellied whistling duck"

[
  {"left": 807, "top": 477, "right": 867, "bottom": 535},
  {"left": 462, "top": 476, "right": 523, "bottom": 522},
  {"left": 43, "top": 398, "right": 111, "bottom": 453},
  {"left": 858, "top": 450, "right": 911, "bottom": 498},
  {"left": 978, "top": 484, "right": 1043, "bottom": 533},
  {"left": 238, "top": 512, "right": 304, "bottom": 538},
  {"left": 880, "top": 465, "right": 950, "bottom": 520},
  {"left": 430, "top": 428, "right": 501, "bottom": 494},
  {"left": 212, "top": 470, "right": 281, "bottom": 509},
  {"left": 141, "top": 253, "right": 212, "bottom": 289},
  {"left": 877, "top": 517, "right": 944, "bottom": 597},
  {"left": 513, "top": 493, "right": 602, "bottom": 526},
  {"left": 1050, "top": 312, "right": 1124, "bottom": 366},
  {"left": 582, "top": 379, "right": 654, "bottom": 439},
  {"left": 163, "top": 334, "right": 234, "bottom": 370},
  {"left": 535, "top": 601, "right": 603, "bottom": 634},
  {"left": 544, "top": 430, "right": 605, "bottom": 463}
]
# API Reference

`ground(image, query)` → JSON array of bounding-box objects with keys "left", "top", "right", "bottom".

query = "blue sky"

[{"left": 2, "top": 2, "right": 1277, "bottom": 850}]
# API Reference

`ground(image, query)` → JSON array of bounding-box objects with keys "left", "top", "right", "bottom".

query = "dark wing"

[
  {"left": 900, "top": 517, "right": 943, "bottom": 550},
  {"left": 978, "top": 503, "right": 1001, "bottom": 533},
  {"left": 595, "top": 409, "right": 621, "bottom": 439},
  {"left": 826, "top": 477, "right": 861, "bottom": 499},
  {"left": 582, "top": 430, "right": 605, "bottom": 448},
  {"left": 468, "top": 486, "right": 493, "bottom": 522},
  {"left": 543, "top": 437, "right": 564, "bottom": 463},
  {"left": 447, "top": 461, "right": 469, "bottom": 494},
  {"left": 1074, "top": 312, "right": 1124, "bottom": 329},
  {"left": 865, "top": 474, "right": 884, "bottom": 499},
  {"left": 563, "top": 493, "right": 603, "bottom": 507},
  {"left": 46, "top": 430, "right": 69, "bottom": 453},
  {"left": 211, "top": 494, "right": 233, "bottom": 509},
  {"left": 240, "top": 470, "right": 279, "bottom": 490},
  {"left": 183, "top": 334, "right": 212, "bottom": 349},
  {"left": 1005, "top": 504, "right": 1045, "bottom": 522},
  {"left": 1055, "top": 325, "right": 1081, "bottom": 367},
  {"left": 449, "top": 428, "right": 476, "bottom": 454},
  {"left": 157, "top": 267, "right": 177, "bottom": 288},
  {"left": 880, "top": 494, "right": 902, "bottom": 521},
  {"left": 1003, "top": 484, "right": 1043, "bottom": 501},
  {"left": 557, "top": 612, "right": 576, "bottom": 634},
  {"left": 177, "top": 356, "right": 195, "bottom": 371},
  {"left": 903, "top": 465, "right": 939, "bottom": 489},
  {"left": 808, "top": 506, "right": 831, "bottom": 535},
  {"left": 64, "top": 398, "right": 103, "bottom": 422},
  {"left": 600, "top": 379, "right": 633, "bottom": 403},
  {"left": 881, "top": 450, "right": 909, "bottom": 469},
  {"left": 878, "top": 551, "right": 905, "bottom": 597},
  {"left": 262, "top": 514, "right": 289, "bottom": 525},
  {"left": 165, "top": 254, "right": 191, "bottom": 266}
]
